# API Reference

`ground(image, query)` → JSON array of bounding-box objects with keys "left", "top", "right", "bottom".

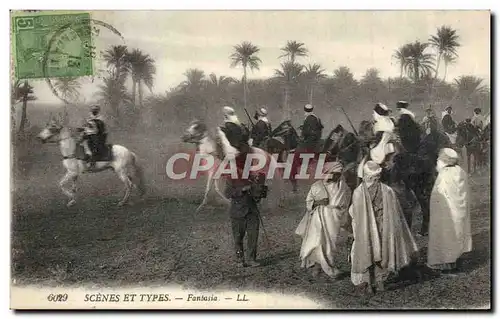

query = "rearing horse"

[
  {"left": 182, "top": 119, "right": 282, "bottom": 212},
  {"left": 37, "top": 117, "right": 145, "bottom": 207}
]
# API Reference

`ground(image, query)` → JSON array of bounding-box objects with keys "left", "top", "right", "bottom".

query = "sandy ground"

[{"left": 11, "top": 133, "right": 491, "bottom": 309}]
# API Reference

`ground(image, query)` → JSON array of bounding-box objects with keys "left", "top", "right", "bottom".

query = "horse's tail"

[{"left": 130, "top": 152, "right": 146, "bottom": 196}]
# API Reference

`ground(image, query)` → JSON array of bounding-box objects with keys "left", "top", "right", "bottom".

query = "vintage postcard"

[{"left": 10, "top": 10, "right": 491, "bottom": 310}]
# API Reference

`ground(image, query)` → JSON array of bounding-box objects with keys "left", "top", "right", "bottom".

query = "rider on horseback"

[
  {"left": 82, "top": 105, "right": 107, "bottom": 169},
  {"left": 441, "top": 106, "right": 458, "bottom": 144},
  {"left": 471, "top": 108, "right": 484, "bottom": 131},
  {"left": 250, "top": 107, "right": 272, "bottom": 148}
]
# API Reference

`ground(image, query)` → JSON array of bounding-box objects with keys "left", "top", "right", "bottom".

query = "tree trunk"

[
  {"left": 132, "top": 79, "right": 137, "bottom": 106},
  {"left": 138, "top": 80, "right": 143, "bottom": 107},
  {"left": 284, "top": 86, "right": 290, "bottom": 120},
  {"left": 443, "top": 62, "right": 448, "bottom": 81},
  {"left": 243, "top": 67, "right": 247, "bottom": 109},
  {"left": 434, "top": 53, "right": 442, "bottom": 80},
  {"left": 309, "top": 85, "right": 314, "bottom": 104},
  {"left": 18, "top": 95, "right": 27, "bottom": 133}
]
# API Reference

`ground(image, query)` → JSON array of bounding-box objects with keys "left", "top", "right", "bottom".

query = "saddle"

[{"left": 75, "top": 143, "right": 114, "bottom": 162}]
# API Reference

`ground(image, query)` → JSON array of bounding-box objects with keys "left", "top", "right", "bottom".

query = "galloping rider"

[
  {"left": 249, "top": 106, "right": 272, "bottom": 148},
  {"left": 82, "top": 105, "right": 107, "bottom": 169}
]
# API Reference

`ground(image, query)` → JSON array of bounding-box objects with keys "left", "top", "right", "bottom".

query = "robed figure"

[
  {"left": 349, "top": 161, "right": 419, "bottom": 294},
  {"left": 427, "top": 148, "right": 472, "bottom": 275},
  {"left": 295, "top": 162, "right": 352, "bottom": 279}
]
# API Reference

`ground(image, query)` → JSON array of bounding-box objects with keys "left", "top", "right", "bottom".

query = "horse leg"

[
  {"left": 60, "top": 171, "right": 78, "bottom": 207},
  {"left": 116, "top": 168, "right": 132, "bottom": 207},
  {"left": 197, "top": 171, "right": 214, "bottom": 212}
]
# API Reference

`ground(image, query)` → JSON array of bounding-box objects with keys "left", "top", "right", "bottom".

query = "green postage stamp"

[{"left": 11, "top": 11, "right": 94, "bottom": 80}]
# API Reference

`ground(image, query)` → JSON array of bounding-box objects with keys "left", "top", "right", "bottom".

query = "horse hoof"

[
  {"left": 117, "top": 201, "right": 126, "bottom": 207},
  {"left": 67, "top": 200, "right": 76, "bottom": 207}
]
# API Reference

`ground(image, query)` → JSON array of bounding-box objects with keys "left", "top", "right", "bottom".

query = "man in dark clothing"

[
  {"left": 220, "top": 106, "right": 250, "bottom": 154},
  {"left": 442, "top": 106, "right": 457, "bottom": 135},
  {"left": 413, "top": 118, "right": 451, "bottom": 236},
  {"left": 323, "top": 124, "right": 360, "bottom": 190},
  {"left": 300, "top": 104, "right": 323, "bottom": 152},
  {"left": 226, "top": 172, "right": 266, "bottom": 268},
  {"left": 250, "top": 107, "right": 272, "bottom": 148},
  {"left": 395, "top": 101, "right": 421, "bottom": 154},
  {"left": 82, "top": 104, "right": 107, "bottom": 168}
]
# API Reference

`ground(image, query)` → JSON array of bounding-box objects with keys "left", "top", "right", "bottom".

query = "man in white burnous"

[
  {"left": 349, "top": 160, "right": 419, "bottom": 294},
  {"left": 427, "top": 148, "right": 472, "bottom": 276},
  {"left": 295, "top": 161, "right": 352, "bottom": 279}
]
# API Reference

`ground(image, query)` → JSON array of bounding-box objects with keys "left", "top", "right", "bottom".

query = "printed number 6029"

[{"left": 47, "top": 294, "right": 68, "bottom": 302}]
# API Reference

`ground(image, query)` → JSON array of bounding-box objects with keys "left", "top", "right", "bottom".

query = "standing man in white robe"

[
  {"left": 349, "top": 161, "right": 419, "bottom": 294},
  {"left": 427, "top": 148, "right": 472, "bottom": 276},
  {"left": 295, "top": 162, "right": 352, "bottom": 279}
]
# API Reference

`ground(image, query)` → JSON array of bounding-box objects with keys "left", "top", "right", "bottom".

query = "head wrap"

[
  {"left": 438, "top": 148, "right": 459, "bottom": 166},
  {"left": 332, "top": 124, "right": 344, "bottom": 134},
  {"left": 304, "top": 104, "right": 314, "bottom": 112},
  {"left": 223, "top": 106, "right": 235, "bottom": 116},
  {"left": 374, "top": 103, "right": 390, "bottom": 116},
  {"left": 396, "top": 101, "right": 409, "bottom": 109},
  {"left": 363, "top": 160, "right": 382, "bottom": 179},
  {"left": 223, "top": 106, "right": 240, "bottom": 124},
  {"left": 258, "top": 107, "right": 268, "bottom": 117},
  {"left": 324, "top": 161, "right": 343, "bottom": 174},
  {"left": 373, "top": 103, "right": 395, "bottom": 133}
]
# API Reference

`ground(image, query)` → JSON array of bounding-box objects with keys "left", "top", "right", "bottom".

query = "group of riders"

[{"left": 210, "top": 100, "right": 489, "bottom": 236}]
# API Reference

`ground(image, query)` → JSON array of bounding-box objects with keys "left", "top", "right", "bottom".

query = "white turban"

[{"left": 438, "top": 148, "right": 459, "bottom": 166}]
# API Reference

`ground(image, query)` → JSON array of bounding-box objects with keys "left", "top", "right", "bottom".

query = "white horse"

[
  {"left": 182, "top": 119, "right": 283, "bottom": 212},
  {"left": 37, "top": 118, "right": 145, "bottom": 207}
]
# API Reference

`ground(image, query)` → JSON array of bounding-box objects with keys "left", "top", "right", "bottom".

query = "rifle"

[
  {"left": 325, "top": 100, "right": 358, "bottom": 136},
  {"left": 244, "top": 108, "right": 255, "bottom": 128},
  {"left": 339, "top": 106, "right": 359, "bottom": 136}
]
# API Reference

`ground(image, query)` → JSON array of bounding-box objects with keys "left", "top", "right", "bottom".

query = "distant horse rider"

[
  {"left": 300, "top": 104, "right": 324, "bottom": 155},
  {"left": 291, "top": 104, "right": 323, "bottom": 191},
  {"left": 82, "top": 105, "right": 107, "bottom": 169},
  {"left": 421, "top": 106, "right": 437, "bottom": 128},
  {"left": 219, "top": 106, "right": 251, "bottom": 155},
  {"left": 471, "top": 108, "right": 484, "bottom": 132},
  {"left": 249, "top": 107, "right": 272, "bottom": 148},
  {"left": 395, "top": 101, "right": 421, "bottom": 154},
  {"left": 323, "top": 124, "right": 360, "bottom": 191},
  {"left": 441, "top": 106, "right": 458, "bottom": 145}
]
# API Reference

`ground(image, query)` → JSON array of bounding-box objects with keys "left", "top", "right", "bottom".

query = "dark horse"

[
  {"left": 456, "top": 119, "right": 483, "bottom": 174},
  {"left": 260, "top": 120, "right": 300, "bottom": 190}
]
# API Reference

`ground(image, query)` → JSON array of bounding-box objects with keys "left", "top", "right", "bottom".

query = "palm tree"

[
  {"left": 53, "top": 77, "right": 82, "bottom": 123},
  {"left": 360, "top": 68, "right": 386, "bottom": 101},
  {"left": 96, "top": 76, "right": 131, "bottom": 123},
  {"left": 453, "top": 76, "right": 488, "bottom": 107},
  {"left": 279, "top": 40, "right": 308, "bottom": 63},
  {"left": 12, "top": 80, "right": 36, "bottom": 133},
  {"left": 328, "top": 66, "right": 359, "bottom": 108},
  {"left": 229, "top": 41, "right": 262, "bottom": 109},
  {"left": 429, "top": 26, "right": 460, "bottom": 80},
  {"left": 206, "top": 73, "right": 236, "bottom": 106},
  {"left": 274, "top": 61, "right": 304, "bottom": 118},
  {"left": 442, "top": 53, "right": 457, "bottom": 81},
  {"left": 404, "top": 41, "right": 435, "bottom": 82},
  {"left": 392, "top": 44, "right": 412, "bottom": 78},
  {"left": 103, "top": 45, "right": 129, "bottom": 81},
  {"left": 207, "top": 73, "right": 236, "bottom": 89},
  {"left": 180, "top": 68, "right": 206, "bottom": 91},
  {"left": 126, "top": 49, "right": 156, "bottom": 107},
  {"left": 303, "top": 63, "right": 326, "bottom": 104}
]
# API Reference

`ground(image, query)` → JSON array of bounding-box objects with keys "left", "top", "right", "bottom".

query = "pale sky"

[{"left": 28, "top": 10, "right": 491, "bottom": 104}]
